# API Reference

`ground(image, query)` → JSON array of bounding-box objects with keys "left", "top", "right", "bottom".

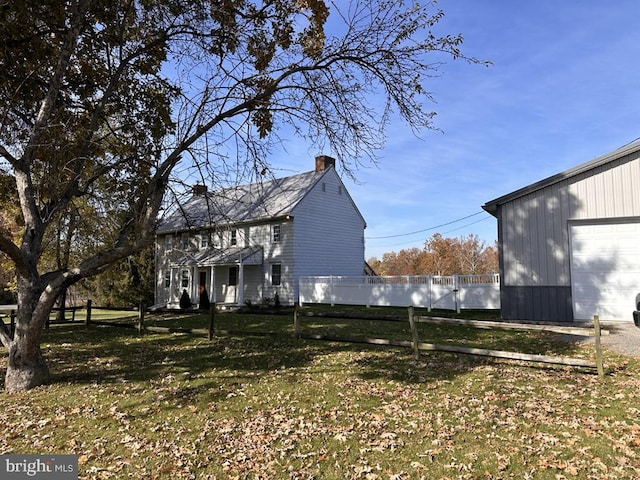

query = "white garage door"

[{"left": 569, "top": 222, "right": 640, "bottom": 321}]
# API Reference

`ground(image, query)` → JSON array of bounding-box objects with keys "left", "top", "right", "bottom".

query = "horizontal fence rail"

[{"left": 299, "top": 274, "right": 500, "bottom": 311}]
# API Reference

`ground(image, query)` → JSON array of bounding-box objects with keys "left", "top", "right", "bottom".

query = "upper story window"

[
  {"left": 200, "top": 231, "right": 209, "bottom": 249},
  {"left": 231, "top": 229, "right": 237, "bottom": 246},
  {"left": 181, "top": 232, "right": 189, "bottom": 250},
  {"left": 272, "top": 224, "right": 281, "bottom": 243},
  {"left": 165, "top": 234, "right": 173, "bottom": 251},
  {"left": 212, "top": 231, "right": 222, "bottom": 249}
]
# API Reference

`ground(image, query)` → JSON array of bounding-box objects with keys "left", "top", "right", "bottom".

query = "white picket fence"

[{"left": 298, "top": 274, "right": 500, "bottom": 311}]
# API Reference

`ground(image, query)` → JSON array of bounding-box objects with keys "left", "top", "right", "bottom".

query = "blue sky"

[{"left": 267, "top": 1, "right": 640, "bottom": 259}]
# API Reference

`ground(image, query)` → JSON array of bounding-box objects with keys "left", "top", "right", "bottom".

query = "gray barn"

[{"left": 483, "top": 141, "right": 640, "bottom": 323}]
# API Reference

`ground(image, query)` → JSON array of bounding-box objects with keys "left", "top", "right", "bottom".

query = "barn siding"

[
  {"left": 496, "top": 149, "right": 640, "bottom": 322},
  {"left": 501, "top": 286, "right": 573, "bottom": 322}
]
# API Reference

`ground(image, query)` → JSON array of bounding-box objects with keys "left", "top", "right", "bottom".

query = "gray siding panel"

[
  {"left": 570, "top": 155, "right": 640, "bottom": 219},
  {"left": 501, "top": 286, "right": 573, "bottom": 322},
  {"left": 499, "top": 153, "right": 640, "bottom": 290},
  {"left": 490, "top": 146, "right": 640, "bottom": 323}
]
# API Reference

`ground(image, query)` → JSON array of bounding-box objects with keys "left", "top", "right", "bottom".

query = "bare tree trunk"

[
  {"left": 3, "top": 277, "right": 54, "bottom": 393},
  {"left": 5, "top": 330, "right": 50, "bottom": 393}
]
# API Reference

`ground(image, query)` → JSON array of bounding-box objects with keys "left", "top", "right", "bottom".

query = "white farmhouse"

[{"left": 155, "top": 155, "right": 367, "bottom": 308}]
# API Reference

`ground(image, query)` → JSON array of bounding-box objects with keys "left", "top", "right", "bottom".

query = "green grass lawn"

[{"left": 1, "top": 308, "right": 639, "bottom": 479}]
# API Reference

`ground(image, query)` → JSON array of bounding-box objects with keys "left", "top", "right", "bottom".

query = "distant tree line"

[{"left": 368, "top": 233, "right": 498, "bottom": 276}]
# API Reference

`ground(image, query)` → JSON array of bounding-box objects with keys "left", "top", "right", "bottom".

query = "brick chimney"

[
  {"left": 192, "top": 184, "right": 208, "bottom": 196},
  {"left": 315, "top": 155, "right": 336, "bottom": 172}
]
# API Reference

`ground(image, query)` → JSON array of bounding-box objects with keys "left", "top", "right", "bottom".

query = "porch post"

[
  {"left": 191, "top": 265, "right": 198, "bottom": 308},
  {"left": 210, "top": 267, "right": 216, "bottom": 304},
  {"left": 237, "top": 262, "right": 245, "bottom": 306}
]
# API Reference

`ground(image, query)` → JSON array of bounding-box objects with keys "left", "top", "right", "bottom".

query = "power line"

[
  {"left": 365, "top": 211, "right": 486, "bottom": 240},
  {"left": 367, "top": 216, "right": 493, "bottom": 250}
]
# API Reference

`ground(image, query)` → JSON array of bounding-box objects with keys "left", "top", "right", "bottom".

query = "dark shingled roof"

[{"left": 157, "top": 169, "right": 326, "bottom": 233}]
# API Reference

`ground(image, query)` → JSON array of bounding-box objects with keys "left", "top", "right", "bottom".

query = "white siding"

[
  {"left": 154, "top": 167, "right": 367, "bottom": 306},
  {"left": 291, "top": 169, "right": 366, "bottom": 286},
  {"left": 257, "top": 221, "right": 296, "bottom": 304}
]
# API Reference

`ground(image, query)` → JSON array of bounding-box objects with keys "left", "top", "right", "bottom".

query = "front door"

[{"left": 198, "top": 270, "right": 209, "bottom": 307}]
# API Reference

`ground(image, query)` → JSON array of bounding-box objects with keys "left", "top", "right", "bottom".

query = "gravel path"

[{"left": 570, "top": 321, "right": 640, "bottom": 357}]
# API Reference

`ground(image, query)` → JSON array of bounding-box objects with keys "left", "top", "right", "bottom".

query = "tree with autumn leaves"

[
  {"left": 0, "top": 0, "right": 485, "bottom": 392},
  {"left": 369, "top": 233, "right": 498, "bottom": 276}
]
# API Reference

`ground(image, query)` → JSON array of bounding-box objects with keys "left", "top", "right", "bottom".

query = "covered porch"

[{"left": 170, "top": 246, "right": 263, "bottom": 308}]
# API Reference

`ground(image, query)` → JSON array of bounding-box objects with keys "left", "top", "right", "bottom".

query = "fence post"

[
  {"left": 10, "top": 309, "right": 15, "bottom": 339},
  {"left": 85, "top": 299, "right": 92, "bottom": 326},
  {"left": 208, "top": 304, "right": 216, "bottom": 341},
  {"left": 408, "top": 306, "right": 420, "bottom": 359},
  {"left": 138, "top": 302, "right": 145, "bottom": 333},
  {"left": 593, "top": 315, "right": 604, "bottom": 378},
  {"left": 294, "top": 304, "right": 300, "bottom": 339},
  {"left": 454, "top": 274, "right": 460, "bottom": 314},
  {"left": 330, "top": 276, "right": 335, "bottom": 307}
]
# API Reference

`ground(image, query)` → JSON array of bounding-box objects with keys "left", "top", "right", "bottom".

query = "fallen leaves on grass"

[{"left": 1, "top": 333, "right": 640, "bottom": 479}]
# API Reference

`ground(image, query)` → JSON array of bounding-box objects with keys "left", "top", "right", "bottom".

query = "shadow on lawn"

[
  {"left": 27, "top": 313, "right": 589, "bottom": 395},
  {"left": 35, "top": 326, "right": 436, "bottom": 395}
]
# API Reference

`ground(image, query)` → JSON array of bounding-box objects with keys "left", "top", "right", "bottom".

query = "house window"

[
  {"left": 213, "top": 231, "right": 222, "bottom": 248},
  {"left": 165, "top": 234, "right": 173, "bottom": 251},
  {"left": 164, "top": 270, "right": 171, "bottom": 288},
  {"left": 181, "top": 269, "right": 189, "bottom": 288},
  {"left": 229, "top": 266, "right": 238, "bottom": 286},
  {"left": 200, "top": 231, "right": 209, "bottom": 249},
  {"left": 271, "top": 264, "right": 282, "bottom": 286},
  {"left": 272, "top": 224, "right": 281, "bottom": 243},
  {"left": 231, "top": 229, "right": 237, "bottom": 246},
  {"left": 181, "top": 232, "right": 189, "bottom": 250}
]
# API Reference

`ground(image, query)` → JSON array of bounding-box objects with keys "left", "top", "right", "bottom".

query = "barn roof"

[
  {"left": 482, "top": 139, "right": 640, "bottom": 216},
  {"left": 157, "top": 169, "right": 327, "bottom": 233}
]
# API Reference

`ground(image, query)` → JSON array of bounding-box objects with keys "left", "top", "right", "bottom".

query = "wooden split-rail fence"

[
  {"left": 1, "top": 301, "right": 606, "bottom": 377},
  {"left": 293, "top": 306, "right": 606, "bottom": 378}
]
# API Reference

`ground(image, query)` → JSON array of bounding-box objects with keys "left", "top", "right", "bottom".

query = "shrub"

[
  {"left": 179, "top": 289, "right": 191, "bottom": 310},
  {"left": 199, "top": 289, "right": 210, "bottom": 310}
]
